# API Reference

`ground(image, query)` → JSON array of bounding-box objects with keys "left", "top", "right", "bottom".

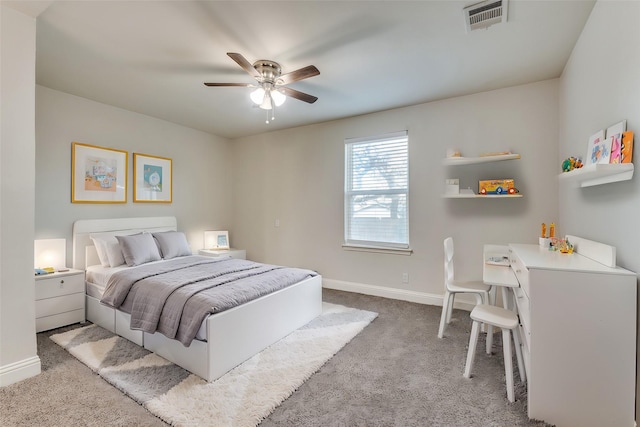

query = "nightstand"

[
  {"left": 35, "top": 269, "right": 85, "bottom": 332},
  {"left": 198, "top": 248, "right": 246, "bottom": 260}
]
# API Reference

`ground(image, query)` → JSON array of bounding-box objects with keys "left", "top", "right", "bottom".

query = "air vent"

[{"left": 463, "top": 0, "right": 508, "bottom": 33}]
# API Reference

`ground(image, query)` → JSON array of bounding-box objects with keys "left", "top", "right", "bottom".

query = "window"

[{"left": 344, "top": 131, "right": 409, "bottom": 250}]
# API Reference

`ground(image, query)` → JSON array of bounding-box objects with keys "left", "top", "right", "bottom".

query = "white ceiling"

[{"left": 34, "top": 0, "right": 596, "bottom": 139}]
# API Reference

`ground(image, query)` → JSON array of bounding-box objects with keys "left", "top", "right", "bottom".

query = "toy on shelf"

[
  {"left": 551, "top": 237, "right": 574, "bottom": 254},
  {"left": 479, "top": 179, "right": 516, "bottom": 195},
  {"left": 562, "top": 156, "right": 584, "bottom": 172}
]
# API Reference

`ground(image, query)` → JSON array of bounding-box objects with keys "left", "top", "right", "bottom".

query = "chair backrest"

[{"left": 444, "top": 237, "right": 455, "bottom": 289}]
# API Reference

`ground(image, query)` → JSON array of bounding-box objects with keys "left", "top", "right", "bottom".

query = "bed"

[{"left": 72, "top": 216, "right": 323, "bottom": 382}]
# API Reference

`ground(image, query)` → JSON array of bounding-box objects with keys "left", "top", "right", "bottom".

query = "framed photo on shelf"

[
  {"left": 133, "top": 153, "right": 172, "bottom": 203},
  {"left": 72, "top": 142, "right": 127, "bottom": 203},
  {"left": 204, "top": 230, "right": 230, "bottom": 250}
]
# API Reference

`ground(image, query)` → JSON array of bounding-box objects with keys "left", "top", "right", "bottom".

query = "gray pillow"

[
  {"left": 152, "top": 231, "right": 192, "bottom": 260},
  {"left": 116, "top": 232, "right": 162, "bottom": 266}
]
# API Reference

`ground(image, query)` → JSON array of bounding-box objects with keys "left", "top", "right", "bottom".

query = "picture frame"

[
  {"left": 72, "top": 142, "right": 128, "bottom": 203},
  {"left": 204, "top": 230, "right": 230, "bottom": 250},
  {"left": 585, "top": 129, "right": 605, "bottom": 166},
  {"left": 133, "top": 153, "right": 172, "bottom": 203}
]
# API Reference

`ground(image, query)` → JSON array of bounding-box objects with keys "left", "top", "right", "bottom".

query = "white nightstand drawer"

[
  {"left": 35, "top": 272, "right": 84, "bottom": 299},
  {"left": 36, "top": 309, "right": 85, "bottom": 333},
  {"left": 36, "top": 293, "right": 84, "bottom": 318}
]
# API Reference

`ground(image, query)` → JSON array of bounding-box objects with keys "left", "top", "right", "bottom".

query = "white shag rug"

[{"left": 50, "top": 302, "right": 377, "bottom": 427}]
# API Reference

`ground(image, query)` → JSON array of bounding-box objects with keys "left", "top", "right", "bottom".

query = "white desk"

[
  {"left": 482, "top": 246, "right": 522, "bottom": 368},
  {"left": 505, "top": 242, "right": 636, "bottom": 427}
]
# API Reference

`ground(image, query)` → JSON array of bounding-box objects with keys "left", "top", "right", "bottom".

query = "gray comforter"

[{"left": 100, "top": 256, "right": 317, "bottom": 346}]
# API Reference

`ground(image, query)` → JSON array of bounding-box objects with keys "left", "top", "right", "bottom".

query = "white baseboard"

[
  {"left": 0, "top": 356, "right": 41, "bottom": 387},
  {"left": 322, "top": 278, "right": 476, "bottom": 311}
]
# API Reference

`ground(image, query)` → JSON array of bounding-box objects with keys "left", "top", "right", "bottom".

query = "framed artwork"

[
  {"left": 72, "top": 142, "right": 127, "bottom": 203},
  {"left": 133, "top": 153, "right": 172, "bottom": 203},
  {"left": 204, "top": 230, "right": 230, "bottom": 250}
]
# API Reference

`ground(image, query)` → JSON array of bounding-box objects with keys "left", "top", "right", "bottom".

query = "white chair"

[
  {"left": 463, "top": 304, "right": 526, "bottom": 403},
  {"left": 437, "top": 237, "right": 491, "bottom": 339}
]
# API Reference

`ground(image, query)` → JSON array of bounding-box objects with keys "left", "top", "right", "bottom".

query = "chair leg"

[
  {"left": 446, "top": 293, "right": 455, "bottom": 324},
  {"left": 502, "top": 329, "right": 515, "bottom": 403},
  {"left": 512, "top": 325, "right": 526, "bottom": 383},
  {"left": 438, "top": 291, "right": 451, "bottom": 338},
  {"left": 464, "top": 320, "right": 480, "bottom": 378},
  {"left": 485, "top": 323, "right": 494, "bottom": 354}
]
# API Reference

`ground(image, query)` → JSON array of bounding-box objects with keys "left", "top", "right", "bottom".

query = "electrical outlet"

[{"left": 402, "top": 272, "right": 409, "bottom": 284}]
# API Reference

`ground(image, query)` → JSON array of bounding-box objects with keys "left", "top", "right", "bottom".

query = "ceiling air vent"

[{"left": 463, "top": 0, "right": 508, "bottom": 33}]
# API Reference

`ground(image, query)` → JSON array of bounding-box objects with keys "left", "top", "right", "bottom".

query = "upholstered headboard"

[{"left": 72, "top": 216, "right": 177, "bottom": 269}]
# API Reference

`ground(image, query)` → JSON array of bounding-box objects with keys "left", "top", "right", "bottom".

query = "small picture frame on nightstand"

[{"left": 203, "top": 230, "right": 229, "bottom": 250}]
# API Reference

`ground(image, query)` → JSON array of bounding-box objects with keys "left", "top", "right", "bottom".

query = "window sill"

[{"left": 342, "top": 244, "right": 413, "bottom": 256}]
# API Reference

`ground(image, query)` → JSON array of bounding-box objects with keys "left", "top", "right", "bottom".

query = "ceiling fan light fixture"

[
  {"left": 259, "top": 92, "right": 273, "bottom": 110},
  {"left": 271, "top": 89, "right": 286, "bottom": 106},
  {"left": 250, "top": 87, "right": 265, "bottom": 105}
]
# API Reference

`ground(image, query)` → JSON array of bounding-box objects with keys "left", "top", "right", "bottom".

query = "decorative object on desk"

[
  {"left": 541, "top": 223, "right": 546, "bottom": 238},
  {"left": 561, "top": 156, "right": 583, "bottom": 172},
  {"left": 133, "top": 153, "right": 172, "bottom": 203},
  {"left": 203, "top": 230, "right": 229, "bottom": 250},
  {"left": 478, "top": 179, "right": 515, "bottom": 195},
  {"left": 72, "top": 142, "right": 127, "bottom": 203},
  {"left": 552, "top": 237, "right": 574, "bottom": 254},
  {"left": 539, "top": 237, "right": 551, "bottom": 248},
  {"left": 621, "top": 131, "right": 634, "bottom": 163},
  {"left": 486, "top": 255, "right": 510, "bottom": 266},
  {"left": 549, "top": 223, "right": 555, "bottom": 238}
]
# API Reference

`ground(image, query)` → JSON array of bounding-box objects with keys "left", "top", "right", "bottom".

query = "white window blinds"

[{"left": 344, "top": 131, "right": 409, "bottom": 249}]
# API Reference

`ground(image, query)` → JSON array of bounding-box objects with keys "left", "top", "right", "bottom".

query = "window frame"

[{"left": 343, "top": 130, "right": 410, "bottom": 253}]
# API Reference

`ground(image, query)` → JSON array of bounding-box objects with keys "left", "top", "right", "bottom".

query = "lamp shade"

[
  {"left": 34, "top": 238, "right": 66, "bottom": 269},
  {"left": 250, "top": 87, "right": 265, "bottom": 105},
  {"left": 271, "top": 89, "right": 286, "bottom": 106}
]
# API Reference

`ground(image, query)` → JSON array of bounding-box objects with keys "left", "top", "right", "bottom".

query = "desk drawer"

[
  {"left": 510, "top": 252, "right": 530, "bottom": 299},
  {"left": 513, "top": 286, "right": 531, "bottom": 350}
]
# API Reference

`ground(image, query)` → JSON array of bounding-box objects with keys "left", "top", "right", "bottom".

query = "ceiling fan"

[{"left": 204, "top": 52, "right": 320, "bottom": 123}]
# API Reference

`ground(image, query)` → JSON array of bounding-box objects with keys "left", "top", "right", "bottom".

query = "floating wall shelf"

[
  {"left": 442, "top": 153, "right": 521, "bottom": 166},
  {"left": 558, "top": 163, "right": 634, "bottom": 187},
  {"left": 442, "top": 192, "right": 523, "bottom": 199}
]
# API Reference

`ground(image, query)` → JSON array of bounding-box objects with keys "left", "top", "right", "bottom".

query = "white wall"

[
  {"left": 558, "top": 0, "right": 640, "bottom": 415},
  {"left": 231, "top": 80, "right": 560, "bottom": 303},
  {"left": 0, "top": 5, "right": 41, "bottom": 386},
  {"left": 35, "top": 86, "right": 234, "bottom": 261}
]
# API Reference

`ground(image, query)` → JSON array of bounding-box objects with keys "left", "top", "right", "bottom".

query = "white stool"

[{"left": 463, "top": 304, "right": 526, "bottom": 403}]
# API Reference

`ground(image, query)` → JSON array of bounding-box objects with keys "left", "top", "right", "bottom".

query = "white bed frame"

[{"left": 73, "top": 216, "right": 323, "bottom": 382}]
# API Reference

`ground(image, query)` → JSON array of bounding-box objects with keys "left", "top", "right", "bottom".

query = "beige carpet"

[{"left": 50, "top": 302, "right": 377, "bottom": 427}]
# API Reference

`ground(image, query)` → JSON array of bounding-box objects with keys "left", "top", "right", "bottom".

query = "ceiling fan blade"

[
  {"left": 279, "top": 65, "right": 320, "bottom": 85},
  {"left": 281, "top": 87, "right": 318, "bottom": 104},
  {"left": 227, "top": 52, "right": 261, "bottom": 79},
  {"left": 204, "top": 82, "right": 252, "bottom": 87}
]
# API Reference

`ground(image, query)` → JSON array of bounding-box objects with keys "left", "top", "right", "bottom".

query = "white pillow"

[
  {"left": 116, "top": 232, "right": 162, "bottom": 266},
  {"left": 90, "top": 234, "right": 114, "bottom": 267},
  {"left": 90, "top": 233, "right": 126, "bottom": 268},
  {"left": 152, "top": 231, "right": 192, "bottom": 260}
]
